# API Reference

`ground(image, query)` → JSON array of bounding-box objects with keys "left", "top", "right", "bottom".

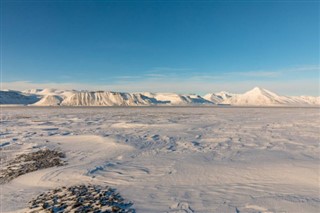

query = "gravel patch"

[
  {"left": 28, "top": 185, "right": 135, "bottom": 213},
  {"left": 0, "top": 149, "right": 66, "bottom": 184}
]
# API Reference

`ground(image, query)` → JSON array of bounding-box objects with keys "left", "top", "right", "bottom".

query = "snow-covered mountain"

[
  {"left": 203, "top": 87, "right": 319, "bottom": 106},
  {"left": 220, "top": 87, "right": 320, "bottom": 106},
  {"left": 0, "top": 90, "right": 40, "bottom": 105},
  {"left": 203, "top": 94, "right": 223, "bottom": 104},
  {"left": 292, "top": 96, "right": 320, "bottom": 105},
  {"left": 222, "top": 87, "right": 302, "bottom": 106},
  {"left": 203, "top": 91, "right": 235, "bottom": 104},
  {"left": 142, "top": 92, "right": 211, "bottom": 105},
  {"left": 32, "top": 95, "right": 63, "bottom": 106},
  {"left": 60, "top": 91, "right": 211, "bottom": 106},
  {"left": 0, "top": 87, "right": 319, "bottom": 106},
  {"left": 61, "top": 91, "right": 159, "bottom": 106}
]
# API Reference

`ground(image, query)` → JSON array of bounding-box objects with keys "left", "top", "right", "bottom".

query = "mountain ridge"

[{"left": 1, "top": 87, "right": 319, "bottom": 106}]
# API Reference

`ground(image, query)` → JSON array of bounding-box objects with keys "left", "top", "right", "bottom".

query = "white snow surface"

[
  {"left": 0, "top": 107, "right": 319, "bottom": 213},
  {"left": 1, "top": 87, "right": 319, "bottom": 106}
]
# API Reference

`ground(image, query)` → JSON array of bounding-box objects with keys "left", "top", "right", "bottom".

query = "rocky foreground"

[
  {"left": 28, "top": 185, "right": 135, "bottom": 213},
  {"left": 0, "top": 148, "right": 135, "bottom": 212},
  {"left": 0, "top": 149, "right": 66, "bottom": 184}
]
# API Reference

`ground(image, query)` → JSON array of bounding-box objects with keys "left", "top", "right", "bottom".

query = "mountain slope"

[
  {"left": 293, "top": 96, "right": 320, "bottom": 105},
  {"left": 143, "top": 93, "right": 212, "bottom": 105},
  {"left": 222, "top": 87, "right": 303, "bottom": 106},
  {"left": 203, "top": 91, "right": 235, "bottom": 104},
  {"left": 1, "top": 87, "right": 319, "bottom": 106},
  {"left": 60, "top": 91, "right": 159, "bottom": 106},
  {"left": 32, "top": 95, "right": 63, "bottom": 106},
  {"left": 0, "top": 90, "right": 39, "bottom": 105}
]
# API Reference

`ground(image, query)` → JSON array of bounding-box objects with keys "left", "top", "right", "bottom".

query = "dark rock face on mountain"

[{"left": 0, "top": 90, "right": 39, "bottom": 104}]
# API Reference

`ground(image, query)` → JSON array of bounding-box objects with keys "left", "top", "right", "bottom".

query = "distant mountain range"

[{"left": 0, "top": 87, "right": 319, "bottom": 106}]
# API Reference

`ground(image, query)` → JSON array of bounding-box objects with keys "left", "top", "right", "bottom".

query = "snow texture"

[{"left": 0, "top": 107, "right": 319, "bottom": 212}]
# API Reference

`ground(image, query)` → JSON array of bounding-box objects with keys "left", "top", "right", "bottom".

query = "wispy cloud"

[
  {"left": 149, "top": 67, "right": 192, "bottom": 72},
  {"left": 282, "top": 65, "right": 320, "bottom": 73},
  {"left": 112, "top": 67, "right": 192, "bottom": 81},
  {"left": 113, "top": 76, "right": 142, "bottom": 80},
  {"left": 236, "top": 71, "right": 280, "bottom": 78},
  {"left": 225, "top": 65, "right": 320, "bottom": 79},
  {"left": 2, "top": 65, "right": 319, "bottom": 96},
  {"left": 144, "top": 73, "right": 165, "bottom": 78},
  {"left": 145, "top": 67, "right": 192, "bottom": 78},
  {"left": 2, "top": 78, "right": 319, "bottom": 96},
  {"left": 188, "top": 75, "right": 224, "bottom": 81}
]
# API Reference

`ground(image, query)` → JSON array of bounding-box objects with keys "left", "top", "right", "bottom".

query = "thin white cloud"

[
  {"left": 283, "top": 65, "right": 320, "bottom": 73},
  {"left": 144, "top": 73, "right": 165, "bottom": 78},
  {"left": 113, "top": 76, "right": 142, "bottom": 80},
  {"left": 150, "top": 67, "right": 192, "bottom": 72},
  {"left": 188, "top": 75, "right": 224, "bottom": 81},
  {"left": 236, "top": 71, "right": 280, "bottom": 77},
  {"left": 2, "top": 65, "right": 319, "bottom": 96},
  {"left": 2, "top": 78, "right": 319, "bottom": 96},
  {"left": 226, "top": 65, "right": 320, "bottom": 78},
  {"left": 145, "top": 67, "right": 192, "bottom": 77}
]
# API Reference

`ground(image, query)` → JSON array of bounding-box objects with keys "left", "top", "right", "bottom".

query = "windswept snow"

[{"left": 1, "top": 107, "right": 319, "bottom": 212}]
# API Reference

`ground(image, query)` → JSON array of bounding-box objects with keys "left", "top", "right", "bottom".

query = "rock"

[
  {"left": 28, "top": 185, "right": 135, "bottom": 213},
  {"left": 0, "top": 149, "right": 66, "bottom": 184}
]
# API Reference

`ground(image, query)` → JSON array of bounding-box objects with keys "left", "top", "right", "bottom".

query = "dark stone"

[{"left": 29, "top": 185, "right": 135, "bottom": 213}]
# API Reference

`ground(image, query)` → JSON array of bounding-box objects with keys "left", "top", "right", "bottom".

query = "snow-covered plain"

[{"left": 1, "top": 107, "right": 319, "bottom": 212}]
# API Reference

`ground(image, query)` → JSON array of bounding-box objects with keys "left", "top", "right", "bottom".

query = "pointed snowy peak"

[
  {"left": 247, "top": 86, "right": 264, "bottom": 93},
  {"left": 251, "top": 86, "right": 263, "bottom": 91},
  {"left": 222, "top": 87, "right": 296, "bottom": 106},
  {"left": 244, "top": 87, "right": 277, "bottom": 96}
]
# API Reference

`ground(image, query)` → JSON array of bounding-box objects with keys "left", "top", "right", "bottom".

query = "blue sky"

[{"left": 1, "top": 0, "right": 319, "bottom": 95}]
